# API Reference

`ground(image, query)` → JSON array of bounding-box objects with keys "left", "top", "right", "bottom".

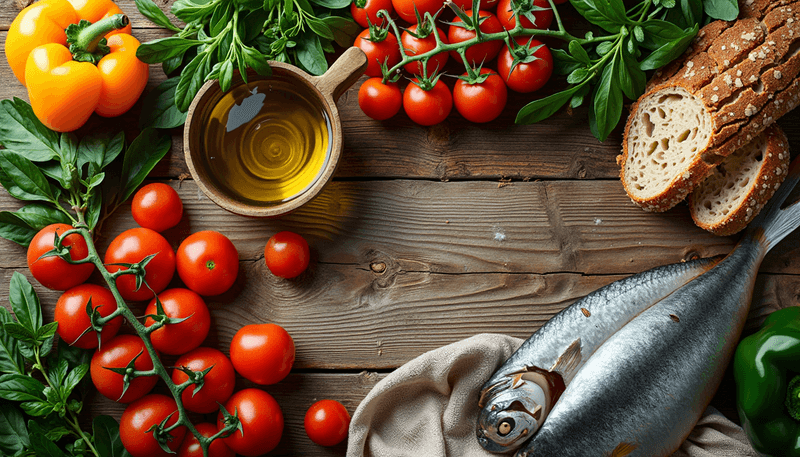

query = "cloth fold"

[{"left": 347, "top": 333, "right": 757, "bottom": 457}]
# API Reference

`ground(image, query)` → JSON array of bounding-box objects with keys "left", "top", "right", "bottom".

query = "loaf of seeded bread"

[
  {"left": 689, "top": 124, "right": 790, "bottom": 236},
  {"left": 619, "top": 0, "right": 800, "bottom": 212}
]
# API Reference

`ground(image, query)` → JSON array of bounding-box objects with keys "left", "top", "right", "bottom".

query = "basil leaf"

[
  {"left": 307, "top": 16, "right": 334, "bottom": 40},
  {"left": 703, "top": 0, "right": 738, "bottom": 21},
  {"left": 29, "top": 427, "right": 67, "bottom": 456},
  {"left": 77, "top": 131, "right": 125, "bottom": 176},
  {"left": 210, "top": 2, "right": 232, "bottom": 36},
  {"left": 0, "top": 212, "right": 38, "bottom": 247},
  {"left": 120, "top": 128, "right": 173, "bottom": 202},
  {"left": 0, "top": 99, "right": 60, "bottom": 162},
  {"left": 8, "top": 272, "right": 41, "bottom": 333},
  {"left": 85, "top": 188, "right": 102, "bottom": 230},
  {"left": 0, "top": 309, "right": 24, "bottom": 375},
  {"left": 136, "top": 0, "right": 182, "bottom": 31},
  {"left": 140, "top": 78, "right": 188, "bottom": 130},
  {"left": 242, "top": 9, "right": 270, "bottom": 43},
  {"left": 63, "top": 364, "right": 89, "bottom": 395},
  {"left": 136, "top": 37, "right": 203, "bottom": 64},
  {"left": 640, "top": 24, "right": 698, "bottom": 70},
  {"left": 176, "top": 53, "right": 210, "bottom": 112},
  {"left": 639, "top": 19, "right": 687, "bottom": 51},
  {"left": 58, "top": 133, "right": 78, "bottom": 165},
  {"left": 619, "top": 46, "right": 646, "bottom": 100},
  {"left": 93, "top": 416, "right": 128, "bottom": 457},
  {"left": 171, "top": 0, "right": 216, "bottom": 22},
  {"left": 4, "top": 322, "right": 36, "bottom": 345},
  {"left": 568, "top": 40, "right": 590, "bottom": 65},
  {"left": 162, "top": 53, "right": 185, "bottom": 75},
  {"left": 16, "top": 203, "right": 71, "bottom": 230},
  {"left": 308, "top": 0, "right": 350, "bottom": 9},
  {"left": 593, "top": 52, "right": 623, "bottom": 142},
  {"left": 0, "top": 374, "right": 45, "bottom": 402},
  {"left": 0, "top": 150, "right": 57, "bottom": 203},
  {"left": 0, "top": 403, "right": 28, "bottom": 454},
  {"left": 219, "top": 60, "right": 235, "bottom": 92},
  {"left": 30, "top": 417, "right": 72, "bottom": 442},
  {"left": 296, "top": 31, "right": 328, "bottom": 76},
  {"left": 568, "top": 0, "right": 628, "bottom": 33},
  {"left": 322, "top": 16, "right": 361, "bottom": 48},
  {"left": 551, "top": 48, "right": 582, "bottom": 75},
  {"left": 242, "top": 46, "right": 271, "bottom": 76},
  {"left": 567, "top": 67, "right": 590, "bottom": 84},
  {"left": 516, "top": 83, "right": 587, "bottom": 124}
]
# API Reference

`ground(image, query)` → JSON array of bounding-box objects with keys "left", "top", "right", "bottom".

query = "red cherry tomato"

[
  {"left": 401, "top": 24, "right": 449, "bottom": 77},
  {"left": 230, "top": 323, "right": 295, "bottom": 385},
  {"left": 90, "top": 334, "right": 159, "bottom": 403},
  {"left": 131, "top": 183, "right": 183, "bottom": 233},
  {"left": 145, "top": 288, "right": 210, "bottom": 355},
  {"left": 448, "top": 11, "right": 503, "bottom": 66},
  {"left": 55, "top": 284, "right": 122, "bottom": 349},
  {"left": 264, "top": 231, "right": 310, "bottom": 279},
  {"left": 451, "top": 0, "right": 498, "bottom": 10},
  {"left": 120, "top": 394, "right": 187, "bottom": 457},
  {"left": 453, "top": 68, "right": 508, "bottom": 123},
  {"left": 496, "top": 0, "right": 553, "bottom": 30},
  {"left": 171, "top": 347, "right": 236, "bottom": 414},
  {"left": 497, "top": 37, "right": 553, "bottom": 93},
  {"left": 104, "top": 228, "right": 176, "bottom": 302},
  {"left": 351, "top": 0, "right": 394, "bottom": 28},
  {"left": 218, "top": 389, "right": 284, "bottom": 456},
  {"left": 391, "top": 0, "right": 445, "bottom": 23},
  {"left": 358, "top": 78, "right": 403, "bottom": 121},
  {"left": 304, "top": 400, "right": 351, "bottom": 447},
  {"left": 178, "top": 423, "right": 235, "bottom": 457},
  {"left": 355, "top": 28, "right": 401, "bottom": 78},
  {"left": 176, "top": 231, "right": 239, "bottom": 296},
  {"left": 403, "top": 78, "right": 452, "bottom": 126},
  {"left": 27, "top": 223, "right": 94, "bottom": 290}
]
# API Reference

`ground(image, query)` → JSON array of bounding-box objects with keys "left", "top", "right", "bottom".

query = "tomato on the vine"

[
  {"left": 453, "top": 68, "right": 508, "bottom": 123},
  {"left": 264, "top": 231, "right": 310, "bottom": 279},
  {"left": 391, "top": 0, "right": 444, "bottom": 23},
  {"left": 104, "top": 227, "right": 176, "bottom": 302},
  {"left": 218, "top": 389, "right": 284, "bottom": 456},
  {"left": 176, "top": 231, "right": 239, "bottom": 296},
  {"left": 403, "top": 77, "right": 452, "bottom": 126},
  {"left": 120, "top": 394, "right": 187, "bottom": 457},
  {"left": 351, "top": 0, "right": 394, "bottom": 28},
  {"left": 90, "top": 334, "right": 159, "bottom": 403},
  {"left": 171, "top": 347, "right": 236, "bottom": 414},
  {"left": 452, "top": 0, "right": 498, "bottom": 10},
  {"left": 27, "top": 223, "right": 94, "bottom": 291},
  {"left": 401, "top": 24, "right": 449, "bottom": 77},
  {"left": 304, "top": 400, "right": 351, "bottom": 447},
  {"left": 55, "top": 284, "right": 122, "bottom": 349},
  {"left": 178, "top": 423, "right": 234, "bottom": 457},
  {"left": 131, "top": 183, "right": 183, "bottom": 233},
  {"left": 497, "top": 37, "right": 553, "bottom": 93},
  {"left": 448, "top": 11, "right": 503, "bottom": 66},
  {"left": 145, "top": 288, "right": 211, "bottom": 355},
  {"left": 358, "top": 78, "right": 403, "bottom": 121},
  {"left": 496, "top": 0, "right": 553, "bottom": 30},
  {"left": 355, "top": 28, "right": 401, "bottom": 78},
  {"left": 230, "top": 323, "right": 295, "bottom": 385}
]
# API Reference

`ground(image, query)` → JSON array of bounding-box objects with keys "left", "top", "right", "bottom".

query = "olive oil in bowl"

[{"left": 201, "top": 76, "right": 332, "bottom": 206}]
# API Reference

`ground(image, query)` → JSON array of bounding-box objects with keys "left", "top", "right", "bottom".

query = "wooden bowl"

[{"left": 184, "top": 47, "right": 368, "bottom": 217}]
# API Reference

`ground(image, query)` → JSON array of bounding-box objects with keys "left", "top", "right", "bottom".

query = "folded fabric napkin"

[{"left": 347, "top": 334, "right": 757, "bottom": 457}]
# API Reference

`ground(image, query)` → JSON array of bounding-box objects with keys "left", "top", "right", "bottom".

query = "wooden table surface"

[{"left": 2, "top": 1, "right": 800, "bottom": 455}]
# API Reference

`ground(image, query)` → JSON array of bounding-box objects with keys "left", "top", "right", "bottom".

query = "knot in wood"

[{"left": 370, "top": 262, "right": 386, "bottom": 274}]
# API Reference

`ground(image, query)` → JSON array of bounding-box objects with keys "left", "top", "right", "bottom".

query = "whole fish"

[{"left": 479, "top": 160, "right": 800, "bottom": 457}]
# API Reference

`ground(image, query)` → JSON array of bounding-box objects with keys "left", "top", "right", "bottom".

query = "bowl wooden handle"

[{"left": 312, "top": 47, "right": 368, "bottom": 102}]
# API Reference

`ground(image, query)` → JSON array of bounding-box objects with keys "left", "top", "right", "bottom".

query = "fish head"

[{"left": 476, "top": 371, "right": 552, "bottom": 453}]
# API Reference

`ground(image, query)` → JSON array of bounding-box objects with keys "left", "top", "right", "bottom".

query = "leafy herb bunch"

[
  {"left": 376, "top": 0, "right": 738, "bottom": 141},
  {"left": 0, "top": 100, "right": 237, "bottom": 457}
]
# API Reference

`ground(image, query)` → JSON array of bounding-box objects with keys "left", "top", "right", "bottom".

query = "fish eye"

[{"left": 498, "top": 418, "right": 515, "bottom": 436}]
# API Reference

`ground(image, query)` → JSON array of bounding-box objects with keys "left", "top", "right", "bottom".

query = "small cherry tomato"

[
  {"left": 218, "top": 389, "right": 284, "bottom": 456},
  {"left": 391, "top": 0, "right": 445, "bottom": 23},
  {"left": 145, "top": 288, "right": 211, "bottom": 355},
  {"left": 453, "top": 68, "right": 508, "bottom": 123},
  {"left": 176, "top": 231, "right": 239, "bottom": 296},
  {"left": 401, "top": 24, "right": 449, "bottom": 77},
  {"left": 355, "top": 28, "right": 401, "bottom": 78},
  {"left": 351, "top": 0, "right": 394, "bottom": 28},
  {"left": 497, "top": 37, "right": 553, "bottom": 93},
  {"left": 358, "top": 78, "right": 403, "bottom": 121},
  {"left": 265, "top": 231, "right": 310, "bottom": 279},
  {"left": 90, "top": 334, "right": 159, "bottom": 403},
  {"left": 55, "top": 284, "right": 122, "bottom": 349},
  {"left": 496, "top": 0, "right": 553, "bottom": 30},
  {"left": 178, "top": 422, "right": 235, "bottom": 457},
  {"left": 172, "top": 347, "right": 236, "bottom": 414},
  {"left": 131, "top": 183, "right": 183, "bottom": 233},
  {"left": 451, "top": 0, "right": 498, "bottom": 9},
  {"left": 304, "top": 400, "right": 351, "bottom": 447},
  {"left": 27, "top": 223, "right": 94, "bottom": 290},
  {"left": 403, "top": 78, "right": 452, "bottom": 126},
  {"left": 448, "top": 11, "right": 503, "bottom": 66},
  {"left": 120, "top": 394, "right": 187, "bottom": 457},
  {"left": 104, "top": 228, "right": 176, "bottom": 302},
  {"left": 230, "top": 323, "right": 295, "bottom": 385}
]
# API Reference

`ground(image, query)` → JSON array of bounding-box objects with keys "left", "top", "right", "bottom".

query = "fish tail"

[{"left": 747, "top": 156, "right": 800, "bottom": 253}]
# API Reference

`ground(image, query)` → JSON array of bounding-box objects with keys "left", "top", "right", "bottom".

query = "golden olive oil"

[{"left": 201, "top": 76, "right": 332, "bottom": 205}]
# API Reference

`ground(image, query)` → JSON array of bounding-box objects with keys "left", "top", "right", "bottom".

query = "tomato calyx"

[
  {"left": 354, "top": 0, "right": 368, "bottom": 8},
  {"left": 65, "top": 14, "right": 130, "bottom": 64},
  {"left": 103, "top": 349, "right": 152, "bottom": 401},
  {"left": 72, "top": 297, "right": 117, "bottom": 348},
  {"left": 504, "top": 33, "right": 545, "bottom": 76},
  {"left": 444, "top": 0, "right": 486, "bottom": 34},
  {"left": 35, "top": 228, "right": 83, "bottom": 265},
  {"left": 379, "top": 58, "right": 404, "bottom": 83},
  {"left": 365, "top": 17, "right": 391, "bottom": 43},
  {"left": 509, "top": 0, "right": 550, "bottom": 30},
  {"left": 217, "top": 402, "right": 245, "bottom": 438},
  {"left": 173, "top": 364, "right": 215, "bottom": 397},
  {"left": 458, "top": 62, "right": 495, "bottom": 84},
  {"left": 410, "top": 71, "right": 445, "bottom": 91},
  {"left": 146, "top": 411, "right": 182, "bottom": 454},
  {"left": 406, "top": 9, "right": 439, "bottom": 38},
  {"left": 143, "top": 297, "right": 192, "bottom": 333},
  {"left": 107, "top": 252, "right": 159, "bottom": 293}
]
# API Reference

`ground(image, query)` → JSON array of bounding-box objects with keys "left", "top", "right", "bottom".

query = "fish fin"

[
  {"left": 549, "top": 339, "right": 582, "bottom": 384},
  {"left": 747, "top": 156, "right": 800, "bottom": 253},
  {"left": 605, "top": 442, "right": 638, "bottom": 457}
]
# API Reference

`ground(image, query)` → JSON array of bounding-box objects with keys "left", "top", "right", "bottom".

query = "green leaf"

[
  {"left": 86, "top": 190, "right": 102, "bottom": 230},
  {"left": 568, "top": 0, "right": 628, "bottom": 33},
  {"left": 516, "top": 83, "right": 587, "bottom": 124},
  {"left": 16, "top": 203, "right": 72, "bottom": 230},
  {"left": 175, "top": 53, "right": 210, "bottom": 112},
  {"left": 93, "top": 415, "right": 129, "bottom": 457},
  {"left": 30, "top": 417, "right": 72, "bottom": 441},
  {"left": 308, "top": 0, "right": 350, "bottom": 7},
  {"left": 77, "top": 131, "right": 125, "bottom": 177},
  {"left": 242, "top": 9, "right": 270, "bottom": 43},
  {"left": 639, "top": 23, "right": 698, "bottom": 71},
  {"left": 619, "top": 46, "right": 646, "bottom": 100},
  {"left": 567, "top": 68, "right": 590, "bottom": 84},
  {"left": 568, "top": 40, "right": 590, "bottom": 65},
  {"left": 0, "top": 150, "right": 57, "bottom": 203},
  {"left": 0, "top": 309, "right": 24, "bottom": 374},
  {"left": 0, "top": 212, "right": 38, "bottom": 247},
  {"left": 306, "top": 16, "right": 334, "bottom": 40},
  {"left": 63, "top": 364, "right": 89, "bottom": 394},
  {"left": 140, "top": 78, "right": 188, "bottom": 130},
  {"left": 120, "top": 129, "right": 172, "bottom": 202},
  {"left": 593, "top": 52, "right": 623, "bottom": 142},
  {"left": 136, "top": 37, "right": 203, "bottom": 64},
  {"left": 136, "top": 0, "right": 182, "bottom": 31},
  {"left": 218, "top": 60, "right": 235, "bottom": 92},
  {"left": 171, "top": 0, "right": 217, "bottom": 22},
  {"left": 210, "top": 2, "right": 232, "bottom": 36},
  {"left": 703, "top": 0, "right": 738, "bottom": 20},
  {"left": 3, "top": 322, "right": 36, "bottom": 344},
  {"left": 296, "top": 31, "right": 328, "bottom": 76},
  {"left": 639, "top": 19, "right": 688, "bottom": 51},
  {"left": 322, "top": 16, "right": 361, "bottom": 48},
  {"left": 37, "top": 322, "right": 59, "bottom": 343},
  {"left": 0, "top": 403, "right": 28, "bottom": 454},
  {"left": 242, "top": 46, "right": 271, "bottom": 76},
  {"left": 9, "top": 272, "right": 42, "bottom": 335},
  {"left": 551, "top": 48, "right": 582, "bottom": 75},
  {"left": 0, "top": 98, "right": 60, "bottom": 162},
  {"left": 58, "top": 133, "right": 78, "bottom": 165},
  {"left": 0, "top": 373, "right": 45, "bottom": 402},
  {"left": 29, "top": 427, "right": 67, "bottom": 456}
]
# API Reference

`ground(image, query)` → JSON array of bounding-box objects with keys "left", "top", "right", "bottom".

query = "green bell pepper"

[{"left": 734, "top": 306, "right": 800, "bottom": 457}]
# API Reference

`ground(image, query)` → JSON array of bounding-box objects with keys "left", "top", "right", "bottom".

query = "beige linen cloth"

[{"left": 347, "top": 334, "right": 757, "bottom": 457}]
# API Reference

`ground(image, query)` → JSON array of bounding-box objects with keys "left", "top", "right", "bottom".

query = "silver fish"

[{"left": 483, "top": 159, "right": 800, "bottom": 457}]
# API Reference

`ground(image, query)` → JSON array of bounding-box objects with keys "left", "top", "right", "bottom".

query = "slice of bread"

[{"left": 689, "top": 124, "right": 790, "bottom": 236}]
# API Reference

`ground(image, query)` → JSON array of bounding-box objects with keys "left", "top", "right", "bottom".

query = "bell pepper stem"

[
  {"left": 786, "top": 375, "right": 800, "bottom": 421},
  {"left": 73, "top": 14, "right": 129, "bottom": 54}
]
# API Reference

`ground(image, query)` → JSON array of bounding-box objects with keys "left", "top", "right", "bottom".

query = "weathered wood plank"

[{"left": 0, "top": 0, "right": 179, "bottom": 31}]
